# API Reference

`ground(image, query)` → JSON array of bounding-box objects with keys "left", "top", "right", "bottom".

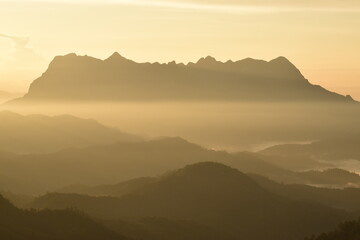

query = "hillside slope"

[{"left": 32, "top": 162, "right": 349, "bottom": 240}]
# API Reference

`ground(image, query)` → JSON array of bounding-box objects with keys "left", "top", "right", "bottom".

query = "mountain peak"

[
  {"left": 269, "top": 56, "right": 295, "bottom": 67},
  {"left": 196, "top": 56, "right": 218, "bottom": 64},
  {"left": 271, "top": 56, "right": 290, "bottom": 62},
  {"left": 105, "top": 52, "right": 128, "bottom": 62},
  {"left": 345, "top": 95, "right": 355, "bottom": 102},
  {"left": 171, "top": 162, "right": 260, "bottom": 188},
  {"left": 180, "top": 162, "right": 239, "bottom": 175}
]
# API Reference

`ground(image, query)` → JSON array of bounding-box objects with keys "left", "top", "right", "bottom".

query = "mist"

[
  {"left": 1, "top": 1, "right": 360, "bottom": 237},
  {"left": 1, "top": 100, "right": 358, "bottom": 151}
]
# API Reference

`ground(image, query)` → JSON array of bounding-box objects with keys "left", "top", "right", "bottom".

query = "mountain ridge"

[
  {"left": 0, "top": 110, "right": 141, "bottom": 154},
  {"left": 9, "top": 52, "right": 355, "bottom": 103},
  {"left": 31, "top": 162, "right": 349, "bottom": 240}
]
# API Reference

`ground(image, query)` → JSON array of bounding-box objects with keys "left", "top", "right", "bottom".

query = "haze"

[
  {"left": 0, "top": 0, "right": 359, "bottom": 98},
  {"left": 1, "top": 1, "right": 360, "bottom": 240}
]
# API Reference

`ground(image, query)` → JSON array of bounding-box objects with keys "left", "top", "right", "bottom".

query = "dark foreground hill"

[
  {"left": 0, "top": 111, "right": 140, "bottom": 154},
  {"left": 305, "top": 218, "right": 360, "bottom": 240},
  {"left": 0, "top": 194, "right": 127, "bottom": 240},
  {"left": 10, "top": 53, "right": 354, "bottom": 103},
  {"left": 32, "top": 162, "right": 349, "bottom": 240}
]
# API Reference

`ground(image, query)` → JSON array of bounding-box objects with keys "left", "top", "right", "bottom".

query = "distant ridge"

[
  {"left": 0, "top": 90, "right": 23, "bottom": 103},
  {"left": 9, "top": 52, "right": 355, "bottom": 103},
  {"left": 0, "top": 111, "right": 141, "bottom": 154}
]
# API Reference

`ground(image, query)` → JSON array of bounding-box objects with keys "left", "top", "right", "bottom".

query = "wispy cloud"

[
  {"left": 105, "top": 0, "right": 360, "bottom": 13},
  {"left": 1, "top": 0, "right": 360, "bottom": 13},
  {"left": 0, "top": 33, "right": 43, "bottom": 69},
  {"left": 0, "top": 33, "right": 30, "bottom": 51}
]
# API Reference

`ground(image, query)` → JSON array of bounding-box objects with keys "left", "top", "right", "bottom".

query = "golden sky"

[{"left": 0, "top": 0, "right": 359, "bottom": 99}]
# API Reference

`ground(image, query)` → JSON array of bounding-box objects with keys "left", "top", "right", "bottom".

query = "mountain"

[
  {"left": 32, "top": 162, "right": 349, "bottom": 240},
  {"left": 300, "top": 168, "right": 360, "bottom": 186},
  {"left": 1, "top": 189, "right": 230, "bottom": 240},
  {"left": 250, "top": 174, "right": 360, "bottom": 211},
  {"left": 0, "top": 194, "right": 128, "bottom": 240},
  {"left": 104, "top": 218, "right": 235, "bottom": 240},
  {"left": 260, "top": 136, "right": 360, "bottom": 162},
  {"left": 0, "top": 111, "right": 140, "bottom": 153},
  {"left": 0, "top": 137, "right": 293, "bottom": 194},
  {"left": 57, "top": 177, "right": 156, "bottom": 197},
  {"left": 0, "top": 90, "right": 22, "bottom": 103},
  {"left": 58, "top": 170, "right": 360, "bottom": 212},
  {"left": 0, "top": 190, "right": 34, "bottom": 208},
  {"left": 305, "top": 218, "right": 360, "bottom": 240},
  {"left": 2, "top": 137, "right": 358, "bottom": 194},
  {"left": 57, "top": 169, "right": 360, "bottom": 212},
  {"left": 10, "top": 53, "right": 354, "bottom": 103}
]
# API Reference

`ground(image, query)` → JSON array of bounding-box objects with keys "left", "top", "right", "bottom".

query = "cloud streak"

[
  {"left": 106, "top": 0, "right": 360, "bottom": 13},
  {"left": 0, "top": 33, "right": 30, "bottom": 50},
  {"left": 0, "top": 33, "right": 43, "bottom": 69},
  {"left": 1, "top": 0, "right": 360, "bottom": 13}
]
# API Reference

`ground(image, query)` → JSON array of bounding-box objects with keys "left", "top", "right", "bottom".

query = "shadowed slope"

[
  {"left": 305, "top": 218, "right": 360, "bottom": 240},
  {"left": 3, "top": 137, "right": 359, "bottom": 194},
  {"left": 0, "top": 194, "right": 128, "bottom": 240},
  {"left": 0, "top": 137, "right": 289, "bottom": 193},
  {"left": 32, "top": 162, "right": 349, "bottom": 240}
]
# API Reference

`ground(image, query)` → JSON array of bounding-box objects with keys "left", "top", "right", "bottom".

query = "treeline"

[
  {"left": 0, "top": 194, "right": 127, "bottom": 240},
  {"left": 306, "top": 218, "right": 360, "bottom": 240}
]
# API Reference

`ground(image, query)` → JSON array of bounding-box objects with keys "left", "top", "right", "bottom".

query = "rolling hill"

[
  {"left": 0, "top": 111, "right": 140, "bottom": 154},
  {"left": 0, "top": 137, "right": 288, "bottom": 193},
  {"left": 2, "top": 137, "right": 360, "bottom": 194},
  {"left": 57, "top": 168, "right": 360, "bottom": 212},
  {"left": 261, "top": 136, "right": 360, "bottom": 162},
  {"left": 32, "top": 162, "right": 349, "bottom": 240}
]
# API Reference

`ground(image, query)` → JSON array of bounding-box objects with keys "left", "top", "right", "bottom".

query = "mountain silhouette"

[
  {"left": 250, "top": 173, "right": 360, "bottom": 211},
  {"left": 0, "top": 194, "right": 128, "bottom": 240},
  {"left": 57, "top": 166, "right": 360, "bottom": 212},
  {"left": 2, "top": 137, "right": 358, "bottom": 194},
  {"left": 9, "top": 53, "right": 355, "bottom": 102},
  {"left": 260, "top": 136, "right": 360, "bottom": 161},
  {"left": 0, "top": 111, "right": 140, "bottom": 154},
  {"left": 0, "top": 137, "right": 292, "bottom": 193},
  {"left": 32, "top": 162, "right": 349, "bottom": 240}
]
